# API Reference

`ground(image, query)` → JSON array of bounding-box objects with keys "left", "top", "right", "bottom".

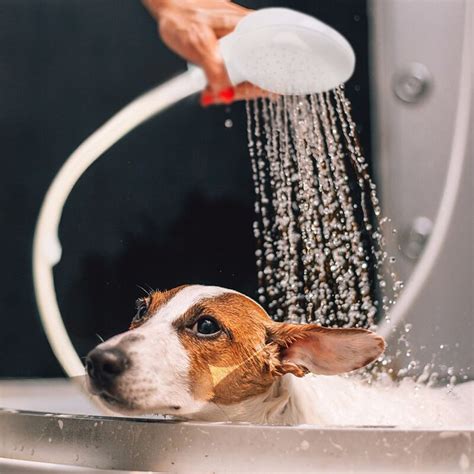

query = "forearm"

[{"left": 143, "top": 0, "right": 245, "bottom": 20}]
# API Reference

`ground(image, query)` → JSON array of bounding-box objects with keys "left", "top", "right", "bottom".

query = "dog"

[{"left": 86, "top": 285, "right": 472, "bottom": 426}]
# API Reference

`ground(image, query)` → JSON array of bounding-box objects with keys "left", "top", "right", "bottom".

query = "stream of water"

[{"left": 246, "top": 86, "right": 401, "bottom": 330}]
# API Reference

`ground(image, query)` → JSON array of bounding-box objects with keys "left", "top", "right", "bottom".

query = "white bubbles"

[{"left": 224, "top": 118, "right": 233, "bottom": 128}]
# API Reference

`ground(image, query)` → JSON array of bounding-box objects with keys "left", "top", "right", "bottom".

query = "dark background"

[{"left": 0, "top": 0, "right": 371, "bottom": 377}]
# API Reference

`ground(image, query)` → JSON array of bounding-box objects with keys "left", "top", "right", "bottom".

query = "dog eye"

[
  {"left": 133, "top": 298, "right": 149, "bottom": 322},
  {"left": 192, "top": 317, "right": 221, "bottom": 337}
]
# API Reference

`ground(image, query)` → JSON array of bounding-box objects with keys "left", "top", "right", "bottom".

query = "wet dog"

[{"left": 85, "top": 285, "right": 388, "bottom": 424}]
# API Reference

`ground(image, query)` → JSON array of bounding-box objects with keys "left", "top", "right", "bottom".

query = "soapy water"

[
  {"left": 282, "top": 372, "right": 474, "bottom": 427},
  {"left": 246, "top": 86, "right": 400, "bottom": 329}
]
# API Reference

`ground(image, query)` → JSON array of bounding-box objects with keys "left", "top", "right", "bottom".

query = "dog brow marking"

[
  {"left": 151, "top": 285, "right": 237, "bottom": 325},
  {"left": 130, "top": 286, "right": 185, "bottom": 329}
]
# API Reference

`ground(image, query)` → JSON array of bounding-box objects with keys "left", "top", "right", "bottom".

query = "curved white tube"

[
  {"left": 33, "top": 70, "right": 203, "bottom": 376},
  {"left": 379, "top": 0, "right": 472, "bottom": 338}
]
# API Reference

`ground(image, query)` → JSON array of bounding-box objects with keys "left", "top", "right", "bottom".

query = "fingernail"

[
  {"left": 200, "top": 92, "right": 214, "bottom": 107},
  {"left": 219, "top": 87, "right": 235, "bottom": 104}
]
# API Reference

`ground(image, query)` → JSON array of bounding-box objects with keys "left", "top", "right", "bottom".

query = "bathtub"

[
  {"left": 0, "top": 380, "right": 472, "bottom": 473},
  {"left": 1, "top": 0, "right": 473, "bottom": 472}
]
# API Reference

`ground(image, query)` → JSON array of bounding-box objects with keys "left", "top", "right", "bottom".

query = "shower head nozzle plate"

[{"left": 220, "top": 8, "right": 356, "bottom": 95}]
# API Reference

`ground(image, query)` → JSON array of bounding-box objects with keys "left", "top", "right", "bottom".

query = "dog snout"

[{"left": 86, "top": 347, "right": 128, "bottom": 386}]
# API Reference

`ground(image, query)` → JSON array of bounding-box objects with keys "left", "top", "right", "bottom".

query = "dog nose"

[{"left": 85, "top": 348, "right": 128, "bottom": 383}]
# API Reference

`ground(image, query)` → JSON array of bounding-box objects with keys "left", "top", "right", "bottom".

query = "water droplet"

[{"left": 393, "top": 280, "right": 404, "bottom": 291}]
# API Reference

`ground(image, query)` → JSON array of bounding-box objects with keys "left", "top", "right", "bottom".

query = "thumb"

[{"left": 199, "top": 34, "right": 232, "bottom": 94}]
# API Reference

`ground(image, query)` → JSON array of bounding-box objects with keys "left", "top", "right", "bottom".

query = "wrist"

[{"left": 142, "top": 0, "right": 179, "bottom": 20}]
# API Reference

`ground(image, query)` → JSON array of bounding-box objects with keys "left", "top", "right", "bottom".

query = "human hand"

[{"left": 142, "top": 0, "right": 270, "bottom": 106}]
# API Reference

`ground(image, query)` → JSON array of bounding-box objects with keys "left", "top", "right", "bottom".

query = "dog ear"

[{"left": 267, "top": 323, "right": 385, "bottom": 376}]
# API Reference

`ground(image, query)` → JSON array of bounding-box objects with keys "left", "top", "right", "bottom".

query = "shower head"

[{"left": 193, "top": 8, "right": 356, "bottom": 95}]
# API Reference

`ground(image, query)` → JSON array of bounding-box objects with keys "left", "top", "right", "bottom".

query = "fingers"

[
  {"left": 198, "top": 31, "right": 233, "bottom": 94},
  {"left": 199, "top": 3, "right": 252, "bottom": 37},
  {"left": 200, "top": 85, "right": 235, "bottom": 106},
  {"left": 159, "top": 13, "right": 232, "bottom": 94},
  {"left": 144, "top": 0, "right": 256, "bottom": 100},
  {"left": 233, "top": 83, "right": 274, "bottom": 101},
  {"left": 200, "top": 82, "right": 275, "bottom": 107}
]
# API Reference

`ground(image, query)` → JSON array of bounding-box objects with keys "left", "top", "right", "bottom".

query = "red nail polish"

[
  {"left": 219, "top": 87, "right": 235, "bottom": 103},
  {"left": 200, "top": 93, "right": 213, "bottom": 107}
]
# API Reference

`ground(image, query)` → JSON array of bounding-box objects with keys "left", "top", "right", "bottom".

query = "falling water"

[{"left": 246, "top": 86, "right": 401, "bottom": 329}]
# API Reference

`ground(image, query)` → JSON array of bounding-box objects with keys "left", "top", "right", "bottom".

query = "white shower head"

[{"left": 194, "top": 7, "right": 356, "bottom": 95}]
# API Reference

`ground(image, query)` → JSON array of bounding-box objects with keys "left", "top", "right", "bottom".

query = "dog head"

[{"left": 85, "top": 285, "right": 385, "bottom": 416}]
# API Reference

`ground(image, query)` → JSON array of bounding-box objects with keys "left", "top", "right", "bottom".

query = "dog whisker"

[
  {"left": 136, "top": 284, "right": 155, "bottom": 297},
  {"left": 136, "top": 285, "right": 150, "bottom": 296}
]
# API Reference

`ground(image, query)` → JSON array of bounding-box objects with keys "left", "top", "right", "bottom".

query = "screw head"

[{"left": 393, "top": 63, "right": 432, "bottom": 103}]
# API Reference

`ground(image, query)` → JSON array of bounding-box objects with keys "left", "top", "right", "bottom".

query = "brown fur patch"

[
  {"left": 176, "top": 293, "right": 278, "bottom": 405},
  {"left": 176, "top": 292, "right": 385, "bottom": 403}
]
